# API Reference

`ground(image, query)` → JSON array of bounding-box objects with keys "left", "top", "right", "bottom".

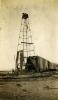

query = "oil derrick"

[{"left": 15, "top": 13, "right": 35, "bottom": 72}]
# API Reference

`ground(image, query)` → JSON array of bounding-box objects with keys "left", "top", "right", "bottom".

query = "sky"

[{"left": 0, "top": 0, "right": 58, "bottom": 70}]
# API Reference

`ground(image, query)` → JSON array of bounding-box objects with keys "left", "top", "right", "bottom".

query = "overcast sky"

[{"left": 0, "top": 0, "right": 58, "bottom": 70}]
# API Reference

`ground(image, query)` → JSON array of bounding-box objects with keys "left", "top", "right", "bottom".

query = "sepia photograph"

[{"left": 0, "top": 0, "right": 58, "bottom": 100}]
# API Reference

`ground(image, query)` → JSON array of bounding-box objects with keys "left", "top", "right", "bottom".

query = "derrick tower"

[{"left": 15, "top": 13, "right": 35, "bottom": 71}]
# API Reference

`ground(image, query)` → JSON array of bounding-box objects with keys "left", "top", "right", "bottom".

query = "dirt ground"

[{"left": 0, "top": 77, "right": 58, "bottom": 100}]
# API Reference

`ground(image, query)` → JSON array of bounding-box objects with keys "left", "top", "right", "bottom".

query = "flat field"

[{"left": 0, "top": 77, "right": 58, "bottom": 100}]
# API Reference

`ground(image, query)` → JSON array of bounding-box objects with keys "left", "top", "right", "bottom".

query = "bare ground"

[{"left": 0, "top": 77, "right": 58, "bottom": 100}]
